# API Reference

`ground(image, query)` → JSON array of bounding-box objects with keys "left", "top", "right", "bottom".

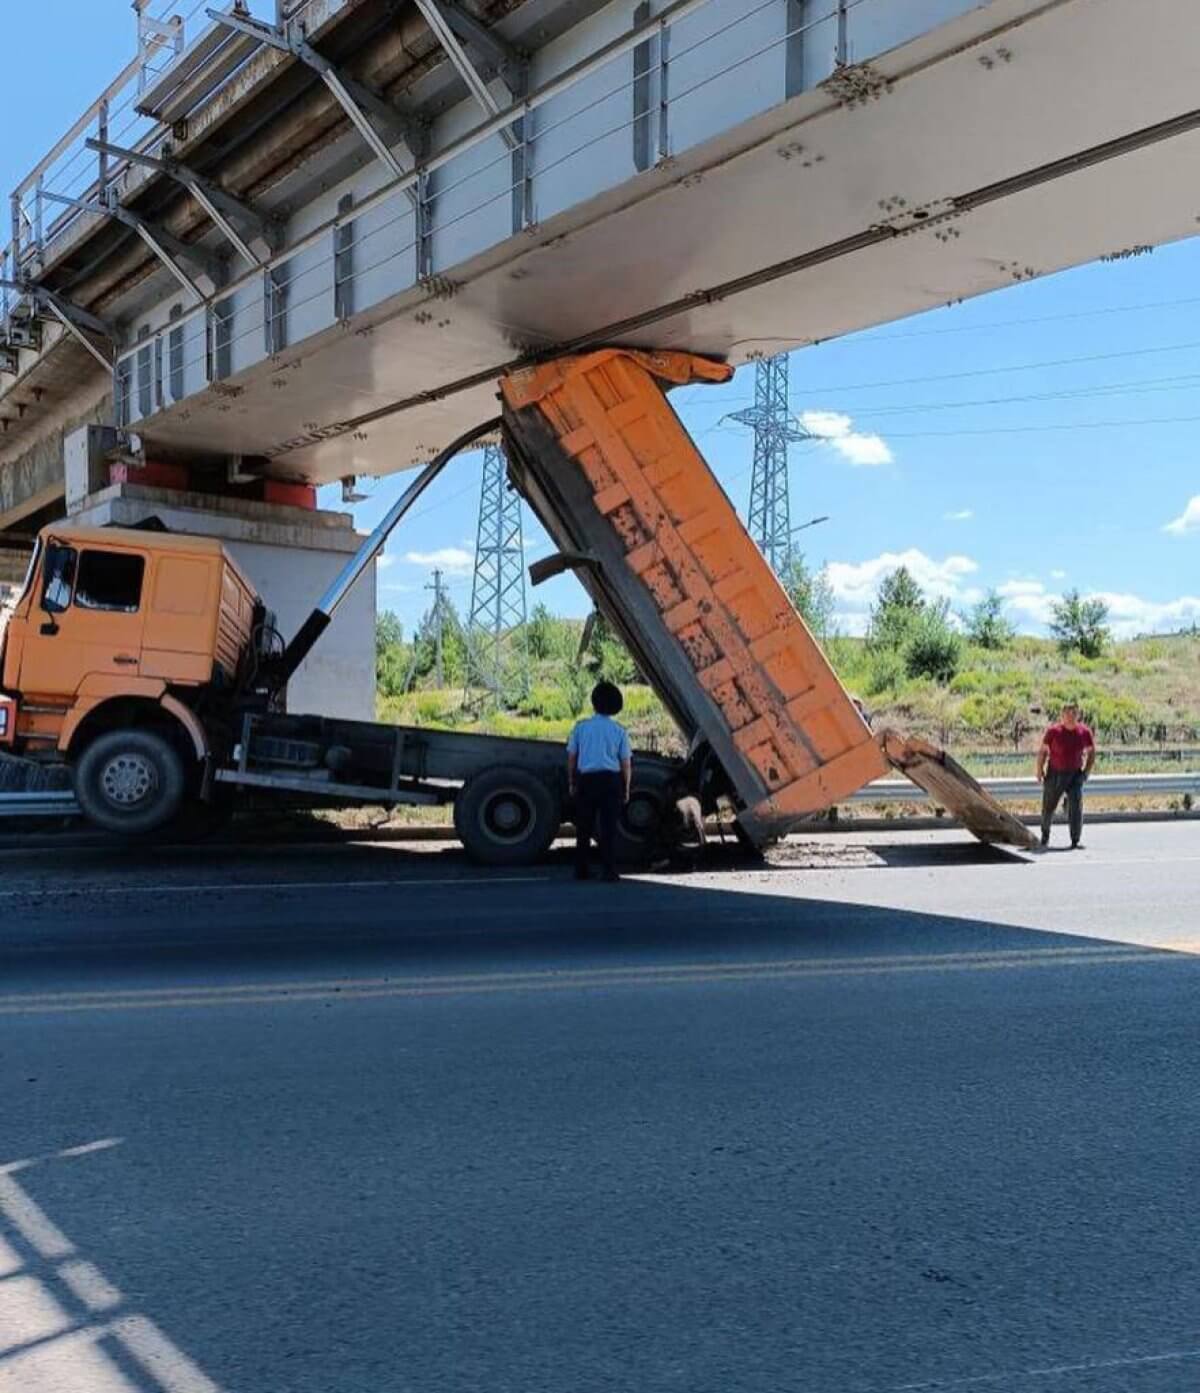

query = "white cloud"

[
  {"left": 1164, "top": 496, "right": 1200, "bottom": 536},
  {"left": 1089, "top": 590, "right": 1200, "bottom": 638},
  {"left": 826, "top": 548, "right": 978, "bottom": 634},
  {"left": 403, "top": 547, "right": 474, "bottom": 574},
  {"left": 944, "top": 509, "right": 973, "bottom": 522},
  {"left": 1050, "top": 569, "right": 1067, "bottom": 580},
  {"left": 996, "top": 578, "right": 1200, "bottom": 637},
  {"left": 800, "top": 409, "right": 893, "bottom": 467},
  {"left": 997, "top": 579, "right": 1057, "bottom": 627},
  {"left": 377, "top": 555, "right": 395, "bottom": 570}
]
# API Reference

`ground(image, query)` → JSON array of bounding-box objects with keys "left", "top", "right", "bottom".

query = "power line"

[
  {"left": 798, "top": 337, "right": 1200, "bottom": 395},
  {"left": 741, "top": 292, "right": 1200, "bottom": 347},
  {"left": 873, "top": 410, "right": 1200, "bottom": 439},
  {"left": 844, "top": 370, "right": 1200, "bottom": 419}
]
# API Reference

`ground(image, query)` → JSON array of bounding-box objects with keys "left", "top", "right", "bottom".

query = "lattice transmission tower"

[
  {"left": 467, "top": 442, "right": 530, "bottom": 706},
  {"left": 730, "top": 354, "right": 811, "bottom": 573}
]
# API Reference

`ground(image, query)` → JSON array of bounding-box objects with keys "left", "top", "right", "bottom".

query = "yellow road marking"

[{"left": 0, "top": 944, "right": 1190, "bottom": 1016}]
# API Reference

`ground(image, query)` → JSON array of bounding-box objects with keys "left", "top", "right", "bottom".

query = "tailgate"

[
  {"left": 878, "top": 730, "right": 1039, "bottom": 850},
  {"left": 501, "top": 349, "right": 887, "bottom": 844}
]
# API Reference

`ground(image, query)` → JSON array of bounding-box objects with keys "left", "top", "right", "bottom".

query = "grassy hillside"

[{"left": 379, "top": 629, "right": 1200, "bottom": 757}]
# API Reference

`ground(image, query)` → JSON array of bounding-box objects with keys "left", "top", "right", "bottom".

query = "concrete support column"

[{"left": 68, "top": 483, "right": 376, "bottom": 720}]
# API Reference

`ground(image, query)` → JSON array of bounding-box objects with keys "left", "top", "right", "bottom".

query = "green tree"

[
  {"left": 1050, "top": 588, "right": 1111, "bottom": 659},
  {"left": 780, "top": 553, "right": 836, "bottom": 640},
  {"left": 375, "top": 610, "right": 410, "bottom": 697},
  {"left": 584, "top": 609, "right": 637, "bottom": 684},
  {"left": 527, "top": 602, "right": 556, "bottom": 661},
  {"left": 965, "top": 589, "right": 1015, "bottom": 650},
  {"left": 904, "top": 599, "right": 962, "bottom": 682},
  {"left": 868, "top": 566, "right": 926, "bottom": 651}
]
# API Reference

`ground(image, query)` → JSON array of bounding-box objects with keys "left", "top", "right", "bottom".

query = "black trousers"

[
  {"left": 574, "top": 771, "right": 623, "bottom": 875},
  {"left": 1042, "top": 769, "right": 1085, "bottom": 843}
]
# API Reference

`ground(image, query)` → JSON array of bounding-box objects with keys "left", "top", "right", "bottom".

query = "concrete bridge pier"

[{"left": 55, "top": 426, "right": 378, "bottom": 721}]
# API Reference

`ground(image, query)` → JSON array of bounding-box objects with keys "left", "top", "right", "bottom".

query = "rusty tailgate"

[{"left": 878, "top": 730, "right": 1039, "bottom": 850}]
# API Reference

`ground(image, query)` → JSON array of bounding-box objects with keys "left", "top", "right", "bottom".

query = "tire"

[
  {"left": 74, "top": 728, "right": 187, "bottom": 837},
  {"left": 613, "top": 777, "right": 671, "bottom": 866},
  {"left": 454, "top": 765, "right": 560, "bottom": 866}
]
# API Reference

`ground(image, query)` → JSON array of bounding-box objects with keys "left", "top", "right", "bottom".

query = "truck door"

[{"left": 17, "top": 542, "right": 148, "bottom": 698}]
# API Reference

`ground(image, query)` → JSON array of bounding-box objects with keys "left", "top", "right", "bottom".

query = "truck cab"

[{"left": 1, "top": 524, "right": 259, "bottom": 832}]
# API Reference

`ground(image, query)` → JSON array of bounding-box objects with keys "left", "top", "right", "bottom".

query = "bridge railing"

[
  {"left": 4, "top": 0, "right": 982, "bottom": 413},
  {"left": 1, "top": 1, "right": 278, "bottom": 341}
]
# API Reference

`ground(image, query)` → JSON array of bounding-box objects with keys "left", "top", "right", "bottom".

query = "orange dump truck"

[{"left": 0, "top": 350, "right": 1032, "bottom": 857}]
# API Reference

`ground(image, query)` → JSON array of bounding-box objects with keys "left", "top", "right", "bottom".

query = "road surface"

[{"left": 0, "top": 820, "right": 1197, "bottom": 1392}]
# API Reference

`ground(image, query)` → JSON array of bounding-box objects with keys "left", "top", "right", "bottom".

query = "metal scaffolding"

[
  {"left": 731, "top": 354, "right": 811, "bottom": 573},
  {"left": 467, "top": 443, "right": 530, "bottom": 706}
]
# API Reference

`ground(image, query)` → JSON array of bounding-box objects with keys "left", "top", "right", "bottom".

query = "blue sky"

[
  {"left": 354, "top": 244, "right": 1200, "bottom": 638},
  {"left": 6, "top": 2, "right": 1198, "bottom": 639}
]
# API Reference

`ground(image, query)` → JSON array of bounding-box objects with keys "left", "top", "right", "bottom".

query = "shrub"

[
  {"left": 965, "top": 590, "right": 1015, "bottom": 650},
  {"left": 960, "top": 691, "right": 1026, "bottom": 737},
  {"left": 903, "top": 602, "right": 962, "bottom": 683},
  {"left": 865, "top": 647, "right": 907, "bottom": 697},
  {"left": 1050, "top": 589, "right": 1111, "bottom": 658}
]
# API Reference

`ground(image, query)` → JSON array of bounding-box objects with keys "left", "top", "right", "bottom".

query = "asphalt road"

[{"left": 0, "top": 820, "right": 1198, "bottom": 1392}]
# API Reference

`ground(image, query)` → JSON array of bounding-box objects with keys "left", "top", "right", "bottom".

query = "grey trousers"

[{"left": 1042, "top": 769, "right": 1084, "bottom": 844}]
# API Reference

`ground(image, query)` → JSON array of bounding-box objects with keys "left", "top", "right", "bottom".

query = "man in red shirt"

[{"left": 1036, "top": 703, "right": 1096, "bottom": 849}]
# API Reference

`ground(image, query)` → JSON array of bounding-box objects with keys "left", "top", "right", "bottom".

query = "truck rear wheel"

[
  {"left": 614, "top": 780, "right": 669, "bottom": 866},
  {"left": 74, "top": 729, "right": 187, "bottom": 836},
  {"left": 454, "top": 766, "right": 560, "bottom": 866}
]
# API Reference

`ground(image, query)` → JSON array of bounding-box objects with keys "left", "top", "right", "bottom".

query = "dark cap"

[{"left": 591, "top": 681, "right": 623, "bottom": 716}]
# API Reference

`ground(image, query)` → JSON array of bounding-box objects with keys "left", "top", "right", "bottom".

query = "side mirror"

[{"left": 40, "top": 543, "right": 76, "bottom": 627}]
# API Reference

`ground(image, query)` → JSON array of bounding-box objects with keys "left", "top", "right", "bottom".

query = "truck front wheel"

[
  {"left": 454, "top": 766, "right": 560, "bottom": 866},
  {"left": 74, "top": 729, "right": 187, "bottom": 836}
]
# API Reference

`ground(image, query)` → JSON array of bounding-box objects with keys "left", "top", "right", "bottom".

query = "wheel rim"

[
  {"left": 621, "top": 789, "right": 662, "bottom": 843},
  {"left": 477, "top": 787, "right": 536, "bottom": 846},
  {"left": 99, "top": 752, "right": 158, "bottom": 809}
]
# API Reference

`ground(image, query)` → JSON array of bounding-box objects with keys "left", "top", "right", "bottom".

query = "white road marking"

[
  {"left": 2, "top": 1139, "right": 124, "bottom": 1177},
  {"left": 894, "top": 1341, "right": 1200, "bottom": 1388}
]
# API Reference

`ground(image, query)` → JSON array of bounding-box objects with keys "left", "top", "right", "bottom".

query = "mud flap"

[{"left": 877, "top": 729, "right": 1038, "bottom": 850}]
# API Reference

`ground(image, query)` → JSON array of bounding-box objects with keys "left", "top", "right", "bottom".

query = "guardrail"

[
  {"left": 1, "top": 773, "right": 1196, "bottom": 824},
  {"left": 848, "top": 773, "right": 1200, "bottom": 804}
]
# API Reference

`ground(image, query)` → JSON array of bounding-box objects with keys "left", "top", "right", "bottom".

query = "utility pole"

[
  {"left": 426, "top": 568, "right": 446, "bottom": 688},
  {"left": 730, "top": 354, "right": 812, "bottom": 574},
  {"left": 467, "top": 441, "right": 530, "bottom": 707}
]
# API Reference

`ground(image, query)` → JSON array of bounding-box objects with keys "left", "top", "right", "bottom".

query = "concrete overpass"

[{"left": 3, "top": 0, "right": 1199, "bottom": 705}]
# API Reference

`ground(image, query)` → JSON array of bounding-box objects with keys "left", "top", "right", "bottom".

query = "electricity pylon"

[
  {"left": 466, "top": 442, "right": 530, "bottom": 707},
  {"left": 730, "top": 354, "right": 811, "bottom": 573}
]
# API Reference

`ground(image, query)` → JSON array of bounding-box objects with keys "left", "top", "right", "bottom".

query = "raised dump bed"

[{"left": 501, "top": 349, "right": 890, "bottom": 847}]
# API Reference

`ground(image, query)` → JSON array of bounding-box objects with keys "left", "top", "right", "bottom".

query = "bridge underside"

[{"left": 129, "top": 0, "right": 1200, "bottom": 484}]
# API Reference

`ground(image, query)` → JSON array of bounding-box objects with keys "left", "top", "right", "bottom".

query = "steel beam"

[
  {"left": 432, "top": 0, "right": 522, "bottom": 79},
  {"left": 0, "top": 279, "right": 112, "bottom": 340},
  {"left": 413, "top": 0, "right": 517, "bottom": 150},
  {"left": 41, "top": 191, "right": 217, "bottom": 300},
  {"left": 85, "top": 138, "right": 270, "bottom": 266},
  {"left": 41, "top": 296, "right": 114, "bottom": 372},
  {"left": 205, "top": 8, "right": 421, "bottom": 180}
]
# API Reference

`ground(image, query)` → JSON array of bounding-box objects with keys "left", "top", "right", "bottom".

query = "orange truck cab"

[{"left": 0, "top": 524, "right": 259, "bottom": 832}]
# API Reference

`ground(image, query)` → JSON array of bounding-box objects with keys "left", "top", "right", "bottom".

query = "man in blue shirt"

[{"left": 567, "top": 681, "right": 632, "bottom": 882}]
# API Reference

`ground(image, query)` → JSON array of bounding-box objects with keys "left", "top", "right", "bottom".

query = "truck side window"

[
  {"left": 75, "top": 551, "right": 146, "bottom": 614},
  {"left": 41, "top": 544, "right": 77, "bottom": 613}
]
